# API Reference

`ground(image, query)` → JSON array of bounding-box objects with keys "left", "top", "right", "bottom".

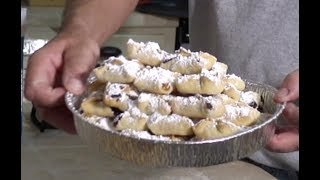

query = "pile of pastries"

[{"left": 79, "top": 39, "right": 265, "bottom": 141}]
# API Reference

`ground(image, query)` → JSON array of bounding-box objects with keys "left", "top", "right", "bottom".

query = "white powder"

[
  {"left": 173, "top": 95, "right": 201, "bottom": 107},
  {"left": 240, "top": 91, "right": 260, "bottom": 105},
  {"left": 121, "top": 129, "right": 172, "bottom": 141},
  {"left": 82, "top": 114, "right": 172, "bottom": 141},
  {"left": 123, "top": 60, "right": 143, "bottom": 76},
  {"left": 103, "top": 58, "right": 141, "bottom": 79},
  {"left": 224, "top": 83, "right": 241, "bottom": 93},
  {"left": 203, "top": 95, "right": 223, "bottom": 107},
  {"left": 128, "top": 106, "right": 148, "bottom": 119},
  {"left": 211, "top": 62, "right": 228, "bottom": 76},
  {"left": 135, "top": 67, "right": 178, "bottom": 84},
  {"left": 166, "top": 50, "right": 209, "bottom": 71},
  {"left": 105, "top": 83, "right": 126, "bottom": 95},
  {"left": 138, "top": 93, "right": 171, "bottom": 114},
  {"left": 224, "top": 104, "right": 251, "bottom": 121},
  {"left": 226, "top": 74, "right": 242, "bottom": 81},
  {"left": 217, "top": 94, "right": 232, "bottom": 102},
  {"left": 201, "top": 69, "right": 224, "bottom": 82},
  {"left": 160, "top": 94, "right": 176, "bottom": 102},
  {"left": 105, "top": 83, "right": 128, "bottom": 102},
  {"left": 83, "top": 115, "right": 116, "bottom": 131},
  {"left": 102, "top": 55, "right": 127, "bottom": 64},
  {"left": 148, "top": 113, "right": 194, "bottom": 126},
  {"left": 128, "top": 39, "right": 166, "bottom": 62},
  {"left": 176, "top": 74, "right": 199, "bottom": 83}
]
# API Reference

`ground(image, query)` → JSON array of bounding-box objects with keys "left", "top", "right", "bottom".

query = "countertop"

[{"left": 21, "top": 98, "right": 276, "bottom": 180}]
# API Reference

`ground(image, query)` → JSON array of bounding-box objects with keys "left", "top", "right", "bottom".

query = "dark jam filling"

[
  {"left": 162, "top": 56, "right": 177, "bottom": 63},
  {"left": 257, "top": 105, "right": 264, "bottom": 113},
  {"left": 205, "top": 102, "right": 213, "bottom": 110},
  {"left": 128, "top": 94, "right": 138, "bottom": 100},
  {"left": 248, "top": 102, "right": 258, "bottom": 109},
  {"left": 110, "top": 94, "right": 122, "bottom": 98},
  {"left": 113, "top": 113, "right": 123, "bottom": 126},
  {"left": 111, "top": 107, "right": 122, "bottom": 117}
]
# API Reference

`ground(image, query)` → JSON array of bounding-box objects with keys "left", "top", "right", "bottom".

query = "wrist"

[{"left": 54, "top": 26, "right": 100, "bottom": 58}]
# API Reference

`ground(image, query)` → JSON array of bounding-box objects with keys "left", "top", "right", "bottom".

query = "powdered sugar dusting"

[
  {"left": 176, "top": 74, "right": 200, "bottom": 87},
  {"left": 162, "top": 47, "right": 210, "bottom": 73},
  {"left": 121, "top": 129, "right": 172, "bottom": 141},
  {"left": 226, "top": 74, "right": 242, "bottom": 81},
  {"left": 84, "top": 115, "right": 116, "bottom": 131},
  {"left": 201, "top": 69, "right": 224, "bottom": 82},
  {"left": 148, "top": 113, "right": 194, "bottom": 126},
  {"left": 128, "top": 106, "right": 148, "bottom": 119},
  {"left": 240, "top": 91, "right": 260, "bottom": 105},
  {"left": 105, "top": 83, "right": 129, "bottom": 103},
  {"left": 138, "top": 93, "right": 171, "bottom": 114},
  {"left": 211, "top": 62, "right": 228, "bottom": 76},
  {"left": 128, "top": 39, "right": 166, "bottom": 63},
  {"left": 136, "top": 67, "right": 178, "bottom": 85},
  {"left": 224, "top": 104, "right": 251, "bottom": 120},
  {"left": 173, "top": 95, "right": 201, "bottom": 107}
]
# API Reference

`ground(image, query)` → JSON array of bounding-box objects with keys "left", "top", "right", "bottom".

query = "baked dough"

[
  {"left": 94, "top": 56, "right": 143, "bottom": 83},
  {"left": 147, "top": 113, "right": 194, "bottom": 136},
  {"left": 87, "top": 80, "right": 106, "bottom": 93},
  {"left": 160, "top": 47, "right": 217, "bottom": 75},
  {"left": 133, "top": 67, "right": 180, "bottom": 95},
  {"left": 127, "top": 39, "right": 167, "bottom": 66},
  {"left": 137, "top": 93, "right": 171, "bottom": 115},
  {"left": 225, "top": 74, "right": 246, "bottom": 91},
  {"left": 193, "top": 119, "right": 241, "bottom": 139},
  {"left": 169, "top": 95, "right": 226, "bottom": 119},
  {"left": 211, "top": 62, "right": 228, "bottom": 77},
  {"left": 216, "top": 94, "right": 236, "bottom": 105},
  {"left": 223, "top": 84, "right": 241, "bottom": 101},
  {"left": 114, "top": 107, "right": 148, "bottom": 131},
  {"left": 175, "top": 69, "right": 226, "bottom": 95},
  {"left": 224, "top": 102, "right": 261, "bottom": 126},
  {"left": 77, "top": 39, "right": 268, "bottom": 141},
  {"left": 80, "top": 97, "right": 114, "bottom": 117},
  {"left": 240, "top": 91, "right": 261, "bottom": 109},
  {"left": 103, "top": 83, "right": 138, "bottom": 111}
]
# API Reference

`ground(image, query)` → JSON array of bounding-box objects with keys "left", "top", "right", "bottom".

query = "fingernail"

[
  {"left": 67, "top": 78, "right": 84, "bottom": 94},
  {"left": 276, "top": 88, "right": 289, "bottom": 98}
]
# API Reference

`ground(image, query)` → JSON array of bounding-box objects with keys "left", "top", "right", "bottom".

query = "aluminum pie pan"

[{"left": 65, "top": 80, "right": 285, "bottom": 167}]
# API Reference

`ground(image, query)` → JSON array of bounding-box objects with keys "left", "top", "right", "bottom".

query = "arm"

[
  {"left": 60, "top": 0, "right": 139, "bottom": 45},
  {"left": 24, "top": 0, "right": 139, "bottom": 134}
]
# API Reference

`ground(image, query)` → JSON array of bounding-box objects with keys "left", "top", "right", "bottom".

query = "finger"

[
  {"left": 62, "top": 41, "right": 99, "bottom": 95},
  {"left": 37, "top": 106, "right": 77, "bottom": 134},
  {"left": 282, "top": 103, "right": 299, "bottom": 126},
  {"left": 266, "top": 128, "right": 299, "bottom": 153},
  {"left": 274, "top": 70, "right": 299, "bottom": 103},
  {"left": 24, "top": 50, "right": 66, "bottom": 107}
]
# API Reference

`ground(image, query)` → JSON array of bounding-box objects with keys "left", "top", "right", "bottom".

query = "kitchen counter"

[{"left": 22, "top": 98, "right": 276, "bottom": 180}]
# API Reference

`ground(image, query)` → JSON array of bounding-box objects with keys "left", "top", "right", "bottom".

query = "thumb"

[
  {"left": 274, "top": 69, "right": 299, "bottom": 103},
  {"left": 62, "top": 41, "right": 100, "bottom": 95}
]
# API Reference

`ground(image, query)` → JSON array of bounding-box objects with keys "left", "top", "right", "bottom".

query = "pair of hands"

[{"left": 24, "top": 36, "right": 299, "bottom": 153}]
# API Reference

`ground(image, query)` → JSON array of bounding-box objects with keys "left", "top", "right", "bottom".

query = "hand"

[
  {"left": 266, "top": 69, "right": 299, "bottom": 153},
  {"left": 24, "top": 34, "right": 100, "bottom": 134}
]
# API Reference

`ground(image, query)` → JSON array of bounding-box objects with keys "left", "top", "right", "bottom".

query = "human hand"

[
  {"left": 24, "top": 33, "right": 100, "bottom": 134},
  {"left": 266, "top": 69, "right": 299, "bottom": 152}
]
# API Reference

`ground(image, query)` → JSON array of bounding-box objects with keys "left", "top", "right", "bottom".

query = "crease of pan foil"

[{"left": 23, "top": 39, "right": 49, "bottom": 55}]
